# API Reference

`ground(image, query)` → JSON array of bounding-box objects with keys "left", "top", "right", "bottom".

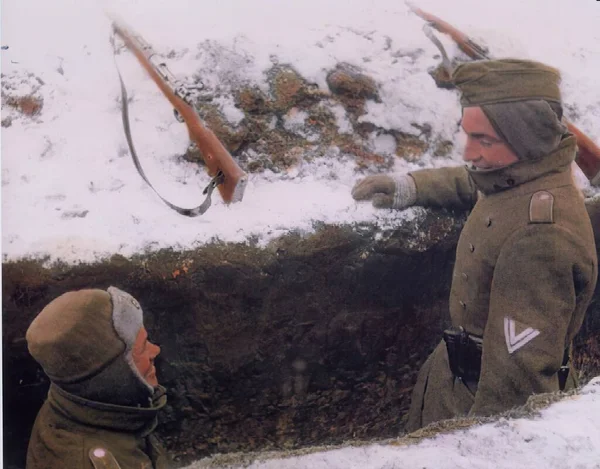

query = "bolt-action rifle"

[
  {"left": 407, "top": 3, "right": 600, "bottom": 185},
  {"left": 110, "top": 17, "right": 248, "bottom": 216}
]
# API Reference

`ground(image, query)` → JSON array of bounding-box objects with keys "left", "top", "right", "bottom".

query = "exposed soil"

[{"left": 3, "top": 210, "right": 600, "bottom": 469}]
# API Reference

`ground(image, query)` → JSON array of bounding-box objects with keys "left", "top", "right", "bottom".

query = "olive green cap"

[
  {"left": 452, "top": 59, "right": 562, "bottom": 106},
  {"left": 26, "top": 289, "right": 126, "bottom": 384}
]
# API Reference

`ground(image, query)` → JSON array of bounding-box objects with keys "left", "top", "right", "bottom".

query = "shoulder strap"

[
  {"left": 529, "top": 190, "right": 554, "bottom": 224},
  {"left": 88, "top": 447, "right": 123, "bottom": 469}
]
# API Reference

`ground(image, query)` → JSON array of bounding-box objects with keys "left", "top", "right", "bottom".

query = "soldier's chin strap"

[{"left": 111, "top": 35, "right": 222, "bottom": 217}]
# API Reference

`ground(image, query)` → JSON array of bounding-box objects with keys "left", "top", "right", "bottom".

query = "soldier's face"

[
  {"left": 460, "top": 106, "right": 519, "bottom": 170},
  {"left": 132, "top": 327, "right": 161, "bottom": 387}
]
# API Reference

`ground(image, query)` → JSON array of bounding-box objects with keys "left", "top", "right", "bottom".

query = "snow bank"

[{"left": 2, "top": 0, "right": 599, "bottom": 264}]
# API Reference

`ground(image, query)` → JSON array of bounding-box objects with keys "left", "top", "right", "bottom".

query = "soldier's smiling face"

[{"left": 460, "top": 106, "right": 519, "bottom": 170}]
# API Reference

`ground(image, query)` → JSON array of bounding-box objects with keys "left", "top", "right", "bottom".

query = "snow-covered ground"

[
  {"left": 2, "top": 0, "right": 600, "bottom": 264},
  {"left": 187, "top": 377, "right": 600, "bottom": 469}
]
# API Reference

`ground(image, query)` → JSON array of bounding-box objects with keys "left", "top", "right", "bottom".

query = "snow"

[
  {"left": 212, "top": 96, "right": 246, "bottom": 127},
  {"left": 369, "top": 132, "right": 397, "bottom": 155},
  {"left": 2, "top": 0, "right": 600, "bottom": 265},
  {"left": 327, "top": 102, "right": 353, "bottom": 134},
  {"left": 186, "top": 377, "right": 600, "bottom": 469}
]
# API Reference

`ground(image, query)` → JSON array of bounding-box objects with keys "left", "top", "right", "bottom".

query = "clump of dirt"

[
  {"left": 235, "top": 86, "right": 271, "bottom": 115},
  {"left": 393, "top": 131, "right": 430, "bottom": 162},
  {"left": 174, "top": 60, "right": 455, "bottom": 176},
  {"left": 1, "top": 71, "right": 45, "bottom": 120},
  {"left": 268, "top": 65, "right": 327, "bottom": 113},
  {"left": 326, "top": 63, "right": 380, "bottom": 114},
  {"left": 7, "top": 95, "right": 44, "bottom": 116}
]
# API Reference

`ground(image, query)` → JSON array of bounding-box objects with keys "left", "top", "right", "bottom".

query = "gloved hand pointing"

[{"left": 351, "top": 174, "right": 417, "bottom": 210}]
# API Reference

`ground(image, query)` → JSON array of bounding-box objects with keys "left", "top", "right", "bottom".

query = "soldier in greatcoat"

[
  {"left": 26, "top": 287, "right": 170, "bottom": 468},
  {"left": 352, "top": 59, "right": 598, "bottom": 430}
]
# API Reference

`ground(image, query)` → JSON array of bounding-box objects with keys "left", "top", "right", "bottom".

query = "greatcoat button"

[
  {"left": 462, "top": 273, "right": 468, "bottom": 280},
  {"left": 486, "top": 217, "right": 492, "bottom": 227},
  {"left": 469, "top": 243, "right": 475, "bottom": 252},
  {"left": 459, "top": 301, "right": 466, "bottom": 309}
]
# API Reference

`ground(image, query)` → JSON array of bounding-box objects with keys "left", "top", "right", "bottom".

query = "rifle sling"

[{"left": 113, "top": 52, "right": 221, "bottom": 217}]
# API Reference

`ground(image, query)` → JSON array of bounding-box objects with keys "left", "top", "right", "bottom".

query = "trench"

[{"left": 3, "top": 210, "right": 600, "bottom": 468}]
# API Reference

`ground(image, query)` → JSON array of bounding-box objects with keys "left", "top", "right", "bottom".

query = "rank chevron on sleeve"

[{"left": 504, "top": 317, "right": 540, "bottom": 354}]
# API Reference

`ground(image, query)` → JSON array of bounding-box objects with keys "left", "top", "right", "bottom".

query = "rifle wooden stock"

[
  {"left": 112, "top": 20, "right": 247, "bottom": 204},
  {"left": 408, "top": 3, "right": 600, "bottom": 184}
]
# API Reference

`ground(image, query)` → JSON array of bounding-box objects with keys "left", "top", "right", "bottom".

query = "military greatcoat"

[
  {"left": 405, "top": 136, "right": 598, "bottom": 430},
  {"left": 27, "top": 384, "right": 169, "bottom": 469}
]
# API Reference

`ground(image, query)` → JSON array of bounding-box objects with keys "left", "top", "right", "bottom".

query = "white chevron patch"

[{"left": 504, "top": 317, "right": 540, "bottom": 354}]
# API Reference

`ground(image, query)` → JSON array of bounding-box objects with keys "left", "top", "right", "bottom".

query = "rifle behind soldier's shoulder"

[{"left": 407, "top": 2, "right": 600, "bottom": 185}]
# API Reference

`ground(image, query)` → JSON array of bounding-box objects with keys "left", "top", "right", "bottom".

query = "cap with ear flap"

[
  {"left": 26, "top": 289, "right": 126, "bottom": 384},
  {"left": 451, "top": 59, "right": 563, "bottom": 106},
  {"left": 26, "top": 286, "right": 146, "bottom": 387}
]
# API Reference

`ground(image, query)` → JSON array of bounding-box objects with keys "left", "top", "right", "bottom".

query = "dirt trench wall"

[{"left": 3, "top": 210, "right": 600, "bottom": 469}]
